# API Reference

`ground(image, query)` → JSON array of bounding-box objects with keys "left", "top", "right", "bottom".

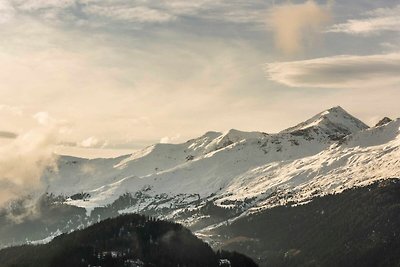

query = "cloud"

[
  {"left": 265, "top": 53, "right": 400, "bottom": 88},
  {"left": 166, "top": 0, "right": 264, "bottom": 24},
  {"left": 0, "top": 0, "right": 266, "bottom": 27},
  {"left": 160, "top": 134, "right": 181, "bottom": 144},
  {"left": 329, "top": 5, "right": 400, "bottom": 35},
  {"left": 0, "top": 131, "right": 17, "bottom": 139},
  {"left": 0, "top": 123, "right": 59, "bottom": 206},
  {"left": 163, "top": 1, "right": 215, "bottom": 15},
  {"left": 267, "top": 0, "right": 331, "bottom": 55},
  {"left": 82, "top": 1, "right": 265, "bottom": 25},
  {"left": 0, "top": 107, "right": 66, "bottom": 209},
  {"left": 84, "top": 5, "right": 176, "bottom": 23},
  {"left": 33, "top": 111, "right": 54, "bottom": 126},
  {"left": 13, "top": 0, "right": 75, "bottom": 11},
  {"left": 0, "top": 0, "right": 15, "bottom": 23},
  {"left": 79, "top": 136, "right": 100, "bottom": 147},
  {"left": 78, "top": 136, "right": 108, "bottom": 148}
]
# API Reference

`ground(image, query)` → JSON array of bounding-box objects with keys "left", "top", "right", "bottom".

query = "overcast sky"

[{"left": 1, "top": 0, "right": 400, "bottom": 155}]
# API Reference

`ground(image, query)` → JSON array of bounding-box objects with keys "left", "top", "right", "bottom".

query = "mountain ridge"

[
  {"left": 45, "top": 106, "right": 398, "bottom": 214},
  {"left": 2, "top": 106, "right": 399, "bottom": 248}
]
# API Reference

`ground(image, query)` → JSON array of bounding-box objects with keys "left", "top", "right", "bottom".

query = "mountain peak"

[
  {"left": 326, "top": 105, "right": 347, "bottom": 113},
  {"left": 281, "top": 106, "right": 369, "bottom": 140}
]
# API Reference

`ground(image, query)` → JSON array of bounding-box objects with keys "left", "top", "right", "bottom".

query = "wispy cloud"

[
  {"left": 0, "top": 123, "right": 58, "bottom": 206},
  {"left": 84, "top": 5, "right": 176, "bottom": 23},
  {"left": 265, "top": 53, "right": 400, "bottom": 88},
  {"left": 160, "top": 134, "right": 181, "bottom": 144},
  {"left": 329, "top": 5, "right": 400, "bottom": 35},
  {"left": 0, "top": 131, "right": 17, "bottom": 139},
  {"left": 12, "top": 0, "right": 75, "bottom": 11},
  {"left": 267, "top": 0, "right": 331, "bottom": 55},
  {"left": 0, "top": 0, "right": 15, "bottom": 23},
  {"left": 0, "top": 0, "right": 266, "bottom": 26},
  {"left": 33, "top": 111, "right": 54, "bottom": 126}
]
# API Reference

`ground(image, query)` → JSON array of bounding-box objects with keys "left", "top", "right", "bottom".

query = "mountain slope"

[
  {"left": 43, "top": 107, "right": 399, "bottom": 225},
  {"left": 47, "top": 106, "right": 372, "bottom": 212},
  {"left": 2, "top": 106, "right": 399, "bottom": 248},
  {"left": 214, "top": 179, "right": 400, "bottom": 267},
  {"left": 218, "top": 118, "right": 400, "bottom": 212}
]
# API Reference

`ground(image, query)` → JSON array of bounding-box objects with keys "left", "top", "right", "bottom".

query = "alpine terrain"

[{"left": 1, "top": 106, "right": 400, "bottom": 266}]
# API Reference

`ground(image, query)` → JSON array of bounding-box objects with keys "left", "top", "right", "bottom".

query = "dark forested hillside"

[
  {"left": 215, "top": 179, "right": 400, "bottom": 267},
  {"left": 0, "top": 214, "right": 257, "bottom": 267}
]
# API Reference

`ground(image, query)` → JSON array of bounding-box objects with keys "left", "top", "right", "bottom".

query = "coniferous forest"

[
  {"left": 0, "top": 214, "right": 257, "bottom": 267},
  {"left": 215, "top": 179, "right": 400, "bottom": 267}
]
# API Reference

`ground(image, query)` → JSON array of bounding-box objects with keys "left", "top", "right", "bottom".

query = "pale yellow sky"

[{"left": 0, "top": 0, "right": 399, "bottom": 156}]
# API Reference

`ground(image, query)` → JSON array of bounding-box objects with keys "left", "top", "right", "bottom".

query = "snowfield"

[{"left": 44, "top": 106, "right": 399, "bottom": 220}]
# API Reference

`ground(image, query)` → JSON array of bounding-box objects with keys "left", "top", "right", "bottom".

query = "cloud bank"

[
  {"left": 0, "top": 119, "right": 59, "bottom": 206},
  {"left": 265, "top": 53, "right": 400, "bottom": 88},
  {"left": 267, "top": 0, "right": 331, "bottom": 55},
  {"left": 329, "top": 5, "right": 400, "bottom": 35}
]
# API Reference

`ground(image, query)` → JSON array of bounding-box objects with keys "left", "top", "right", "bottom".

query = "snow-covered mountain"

[{"left": 40, "top": 106, "right": 399, "bottom": 229}]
